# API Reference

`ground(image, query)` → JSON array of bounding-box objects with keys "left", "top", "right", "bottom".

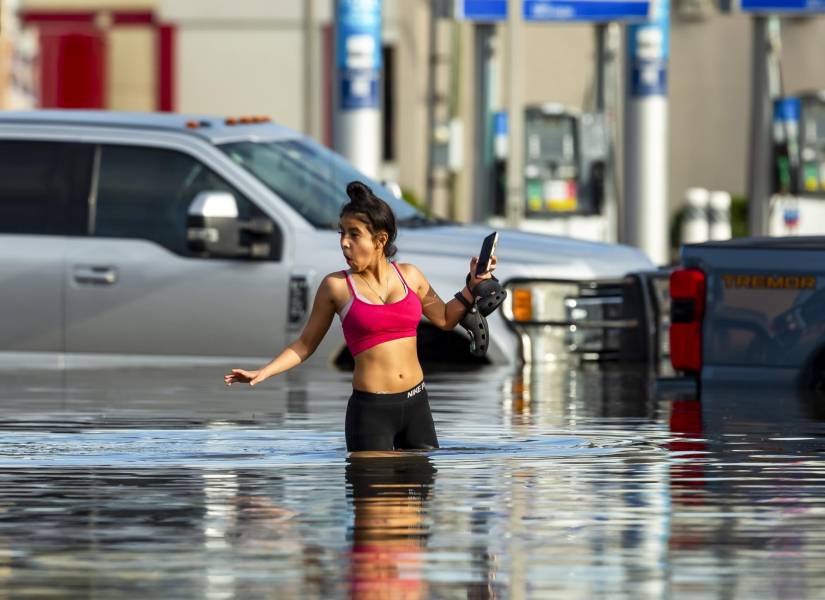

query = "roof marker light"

[{"left": 224, "top": 116, "right": 272, "bottom": 126}]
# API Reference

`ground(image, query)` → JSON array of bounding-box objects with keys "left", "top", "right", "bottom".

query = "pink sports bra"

[{"left": 340, "top": 262, "right": 422, "bottom": 356}]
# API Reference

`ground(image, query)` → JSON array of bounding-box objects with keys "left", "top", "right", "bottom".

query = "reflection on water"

[
  {"left": 346, "top": 455, "right": 435, "bottom": 599},
  {"left": 667, "top": 387, "right": 825, "bottom": 600},
  {"left": 0, "top": 362, "right": 823, "bottom": 598}
]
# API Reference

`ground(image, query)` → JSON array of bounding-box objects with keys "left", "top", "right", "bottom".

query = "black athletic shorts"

[{"left": 345, "top": 381, "right": 439, "bottom": 452}]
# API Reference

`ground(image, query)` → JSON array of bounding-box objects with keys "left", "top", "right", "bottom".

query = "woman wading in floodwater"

[{"left": 224, "top": 181, "right": 497, "bottom": 452}]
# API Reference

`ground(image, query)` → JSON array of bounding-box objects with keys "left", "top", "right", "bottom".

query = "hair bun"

[{"left": 346, "top": 181, "right": 374, "bottom": 204}]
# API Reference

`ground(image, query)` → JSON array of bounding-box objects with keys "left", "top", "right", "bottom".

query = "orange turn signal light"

[
  {"left": 225, "top": 115, "right": 271, "bottom": 126},
  {"left": 512, "top": 288, "right": 533, "bottom": 321}
]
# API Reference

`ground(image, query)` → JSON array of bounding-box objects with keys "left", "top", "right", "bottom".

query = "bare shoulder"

[
  {"left": 324, "top": 270, "right": 348, "bottom": 284},
  {"left": 396, "top": 262, "right": 428, "bottom": 291},
  {"left": 320, "top": 271, "right": 349, "bottom": 304}
]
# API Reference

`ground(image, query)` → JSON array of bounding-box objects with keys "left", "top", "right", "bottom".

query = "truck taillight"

[{"left": 669, "top": 268, "right": 706, "bottom": 373}]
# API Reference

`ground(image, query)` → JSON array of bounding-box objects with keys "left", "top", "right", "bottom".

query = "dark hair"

[{"left": 340, "top": 181, "right": 398, "bottom": 258}]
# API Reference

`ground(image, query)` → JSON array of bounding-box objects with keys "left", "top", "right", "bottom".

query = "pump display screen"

[{"left": 526, "top": 119, "right": 576, "bottom": 165}]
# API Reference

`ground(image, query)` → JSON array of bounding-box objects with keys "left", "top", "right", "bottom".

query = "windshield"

[{"left": 220, "top": 139, "right": 422, "bottom": 228}]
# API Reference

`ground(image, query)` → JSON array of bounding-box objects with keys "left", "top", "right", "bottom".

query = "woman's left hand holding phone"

[{"left": 469, "top": 255, "right": 497, "bottom": 289}]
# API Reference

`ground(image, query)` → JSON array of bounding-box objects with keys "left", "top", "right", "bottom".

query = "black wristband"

[{"left": 454, "top": 289, "right": 474, "bottom": 311}]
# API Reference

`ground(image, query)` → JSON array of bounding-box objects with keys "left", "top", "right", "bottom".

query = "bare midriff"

[{"left": 351, "top": 336, "right": 424, "bottom": 393}]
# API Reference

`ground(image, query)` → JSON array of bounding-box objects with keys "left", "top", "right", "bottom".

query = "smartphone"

[{"left": 475, "top": 232, "right": 499, "bottom": 277}]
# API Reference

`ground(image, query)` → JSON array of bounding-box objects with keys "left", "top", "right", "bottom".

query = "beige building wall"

[
  {"left": 107, "top": 27, "right": 155, "bottom": 111},
  {"left": 384, "top": 0, "right": 430, "bottom": 202},
  {"left": 669, "top": 15, "right": 752, "bottom": 211},
  {"left": 782, "top": 18, "right": 825, "bottom": 94},
  {"left": 22, "top": 0, "right": 154, "bottom": 8},
  {"left": 520, "top": 22, "right": 596, "bottom": 108},
  {"left": 0, "top": 0, "right": 11, "bottom": 108},
  {"left": 161, "top": 1, "right": 315, "bottom": 134},
  {"left": 174, "top": 28, "right": 305, "bottom": 124}
]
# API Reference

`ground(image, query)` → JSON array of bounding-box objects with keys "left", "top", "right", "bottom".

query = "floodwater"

[{"left": 1, "top": 362, "right": 825, "bottom": 599}]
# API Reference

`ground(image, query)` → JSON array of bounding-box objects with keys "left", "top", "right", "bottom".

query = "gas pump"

[
  {"left": 798, "top": 92, "right": 825, "bottom": 198},
  {"left": 769, "top": 91, "right": 825, "bottom": 235},
  {"left": 519, "top": 104, "right": 609, "bottom": 241}
]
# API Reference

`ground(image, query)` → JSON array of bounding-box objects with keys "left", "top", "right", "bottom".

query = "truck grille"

[{"left": 502, "top": 271, "right": 671, "bottom": 365}]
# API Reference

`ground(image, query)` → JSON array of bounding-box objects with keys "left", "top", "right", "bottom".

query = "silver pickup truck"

[
  {"left": 0, "top": 110, "right": 656, "bottom": 371},
  {"left": 671, "top": 236, "right": 825, "bottom": 391}
]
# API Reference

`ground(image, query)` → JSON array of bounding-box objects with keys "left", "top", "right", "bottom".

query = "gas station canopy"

[
  {"left": 454, "top": 0, "right": 652, "bottom": 22},
  {"left": 523, "top": 0, "right": 650, "bottom": 21},
  {"left": 721, "top": 0, "right": 825, "bottom": 12}
]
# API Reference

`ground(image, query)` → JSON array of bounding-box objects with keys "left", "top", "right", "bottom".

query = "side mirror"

[{"left": 186, "top": 191, "right": 272, "bottom": 259}]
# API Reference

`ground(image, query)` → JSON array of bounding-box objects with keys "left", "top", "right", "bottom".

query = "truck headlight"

[
  {"left": 502, "top": 281, "right": 582, "bottom": 323},
  {"left": 501, "top": 280, "right": 636, "bottom": 360}
]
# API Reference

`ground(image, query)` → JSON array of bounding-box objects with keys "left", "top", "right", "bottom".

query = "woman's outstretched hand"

[
  {"left": 224, "top": 368, "right": 263, "bottom": 387},
  {"left": 469, "top": 255, "right": 497, "bottom": 289}
]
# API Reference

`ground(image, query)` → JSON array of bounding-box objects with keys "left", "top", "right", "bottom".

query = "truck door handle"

[{"left": 73, "top": 265, "right": 118, "bottom": 285}]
